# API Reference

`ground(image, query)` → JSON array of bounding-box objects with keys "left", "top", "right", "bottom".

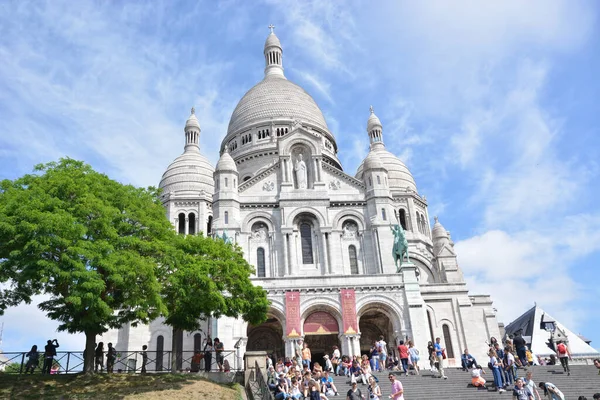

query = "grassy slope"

[{"left": 0, "top": 373, "right": 242, "bottom": 400}]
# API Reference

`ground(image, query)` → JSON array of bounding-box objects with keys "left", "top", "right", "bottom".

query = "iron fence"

[{"left": 0, "top": 350, "right": 241, "bottom": 374}]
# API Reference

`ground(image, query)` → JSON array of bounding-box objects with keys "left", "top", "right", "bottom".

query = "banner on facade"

[
  {"left": 341, "top": 289, "right": 358, "bottom": 334},
  {"left": 304, "top": 311, "right": 339, "bottom": 335},
  {"left": 285, "top": 291, "right": 301, "bottom": 338}
]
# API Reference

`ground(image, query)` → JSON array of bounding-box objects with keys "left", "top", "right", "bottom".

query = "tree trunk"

[
  {"left": 84, "top": 331, "right": 96, "bottom": 374},
  {"left": 171, "top": 328, "right": 182, "bottom": 373}
]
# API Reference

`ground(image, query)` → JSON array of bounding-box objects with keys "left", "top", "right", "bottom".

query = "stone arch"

[
  {"left": 286, "top": 207, "right": 326, "bottom": 227},
  {"left": 332, "top": 210, "right": 367, "bottom": 231},
  {"left": 355, "top": 297, "right": 403, "bottom": 334},
  {"left": 356, "top": 298, "right": 402, "bottom": 353},
  {"left": 282, "top": 136, "right": 319, "bottom": 155},
  {"left": 247, "top": 306, "right": 286, "bottom": 360},
  {"left": 410, "top": 256, "right": 437, "bottom": 283},
  {"left": 242, "top": 211, "right": 276, "bottom": 232}
]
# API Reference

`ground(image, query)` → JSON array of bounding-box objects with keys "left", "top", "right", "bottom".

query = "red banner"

[
  {"left": 341, "top": 289, "right": 358, "bottom": 334},
  {"left": 304, "top": 312, "right": 339, "bottom": 335},
  {"left": 285, "top": 291, "right": 301, "bottom": 338}
]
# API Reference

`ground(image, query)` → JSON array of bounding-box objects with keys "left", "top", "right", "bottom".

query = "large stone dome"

[
  {"left": 226, "top": 75, "right": 330, "bottom": 137},
  {"left": 159, "top": 150, "right": 215, "bottom": 195},
  {"left": 356, "top": 147, "right": 417, "bottom": 192}
]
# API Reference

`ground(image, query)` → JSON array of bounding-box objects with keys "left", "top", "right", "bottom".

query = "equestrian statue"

[{"left": 391, "top": 222, "right": 410, "bottom": 272}]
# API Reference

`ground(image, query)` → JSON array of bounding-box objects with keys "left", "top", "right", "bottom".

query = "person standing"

[
  {"left": 43, "top": 339, "right": 59, "bottom": 374},
  {"left": 203, "top": 337, "right": 214, "bottom": 372},
  {"left": 295, "top": 339, "right": 303, "bottom": 368},
  {"left": 396, "top": 341, "right": 409, "bottom": 375},
  {"left": 301, "top": 341, "right": 312, "bottom": 371},
  {"left": 407, "top": 341, "right": 420, "bottom": 375},
  {"left": 214, "top": 338, "right": 225, "bottom": 372},
  {"left": 94, "top": 342, "right": 104, "bottom": 372},
  {"left": 377, "top": 336, "right": 388, "bottom": 373},
  {"left": 365, "top": 375, "right": 381, "bottom": 400},
  {"left": 388, "top": 374, "right": 404, "bottom": 400},
  {"left": 427, "top": 341, "right": 436, "bottom": 371},
  {"left": 513, "top": 332, "right": 528, "bottom": 366},
  {"left": 524, "top": 370, "right": 543, "bottom": 400},
  {"left": 331, "top": 345, "right": 341, "bottom": 375},
  {"left": 434, "top": 337, "right": 447, "bottom": 379},
  {"left": 488, "top": 348, "right": 505, "bottom": 393},
  {"left": 556, "top": 341, "right": 571, "bottom": 376},
  {"left": 370, "top": 341, "right": 380, "bottom": 372},
  {"left": 139, "top": 345, "right": 148, "bottom": 373},
  {"left": 106, "top": 343, "right": 117, "bottom": 373},
  {"left": 25, "top": 345, "right": 40, "bottom": 374}
]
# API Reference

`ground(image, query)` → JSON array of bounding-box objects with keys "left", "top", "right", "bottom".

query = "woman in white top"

[
  {"left": 367, "top": 375, "right": 382, "bottom": 400},
  {"left": 538, "top": 382, "right": 565, "bottom": 400}
]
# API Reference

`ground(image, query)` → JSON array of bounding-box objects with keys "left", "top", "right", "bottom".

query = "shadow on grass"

[{"left": 0, "top": 372, "right": 232, "bottom": 399}]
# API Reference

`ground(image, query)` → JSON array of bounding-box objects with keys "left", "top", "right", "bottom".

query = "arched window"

[
  {"left": 377, "top": 175, "right": 381, "bottom": 184},
  {"left": 442, "top": 324, "right": 455, "bottom": 358},
  {"left": 243, "top": 176, "right": 251, "bottom": 182},
  {"left": 207, "top": 215, "right": 213, "bottom": 234},
  {"left": 300, "top": 223, "right": 314, "bottom": 264},
  {"left": 416, "top": 213, "right": 423, "bottom": 233},
  {"left": 224, "top": 211, "right": 229, "bottom": 225},
  {"left": 421, "top": 214, "right": 427, "bottom": 234},
  {"left": 188, "top": 213, "right": 196, "bottom": 235},
  {"left": 257, "top": 248, "right": 266, "bottom": 277},
  {"left": 422, "top": 214, "right": 429, "bottom": 236},
  {"left": 349, "top": 245, "right": 359, "bottom": 275},
  {"left": 194, "top": 333, "right": 202, "bottom": 352},
  {"left": 178, "top": 213, "right": 185, "bottom": 235},
  {"left": 399, "top": 209, "right": 407, "bottom": 230},
  {"left": 156, "top": 335, "right": 164, "bottom": 371},
  {"left": 368, "top": 177, "right": 372, "bottom": 187},
  {"left": 381, "top": 208, "right": 387, "bottom": 221}
]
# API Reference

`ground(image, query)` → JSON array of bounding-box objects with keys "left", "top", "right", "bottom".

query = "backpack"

[{"left": 557, "top": 343, "right": 567, "bottom": 355}]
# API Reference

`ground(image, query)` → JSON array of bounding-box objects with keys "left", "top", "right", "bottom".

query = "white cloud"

[{"left": 295, "top": 70, "right": 334, "bottom": 104}]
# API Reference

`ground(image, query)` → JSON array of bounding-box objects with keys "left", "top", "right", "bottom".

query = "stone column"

[
  {"left": 185, "top": 217, "right": 189, "bottom": 235},
  {"left": 317, "top": 157, "right": 323, "bottom": 182},
  {"left": 323, "top": 232, "right": 331, "bottom": 274},
  {"left": 401, "top": 262, "right": 429, "bottom": 369}
]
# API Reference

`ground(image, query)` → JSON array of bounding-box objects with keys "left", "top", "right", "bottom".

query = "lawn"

[{"left": 0, "top": 373, "right": 242, "bottom": 399}]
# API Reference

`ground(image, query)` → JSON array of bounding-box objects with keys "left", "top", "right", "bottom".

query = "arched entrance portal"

[
  {"left": 359, "top": 310, "right": 394, "bottom": 357},
  {"left": 247, "top": 317, "right": 285, "bottom": 361},
  {"left": 303, "top": 311, "right": 340, "bottom": 370}
]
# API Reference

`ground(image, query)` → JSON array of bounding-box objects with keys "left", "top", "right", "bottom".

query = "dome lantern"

[
  {"left": 264, "top": 24, "right": 284, "bottom": 78},
  {"left": 184, "top": 107, "right": 201, "bottom": 153},
  {"left": 367, "top": 105, "right": 384, "bottom": 148}
]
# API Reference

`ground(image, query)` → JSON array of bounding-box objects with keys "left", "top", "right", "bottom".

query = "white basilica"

[{"left": 103, "top": 29, "right": 501, "bottom": 370}]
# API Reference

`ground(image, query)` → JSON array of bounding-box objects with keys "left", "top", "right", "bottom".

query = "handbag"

[{"left": 442, "top": 350, "right": 447, "bottom": 360}]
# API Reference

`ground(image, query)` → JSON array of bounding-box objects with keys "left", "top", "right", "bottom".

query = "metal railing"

[
  {"left": 252, "top": 360, "right": 274, "bottom": 400},
  {"left": 0, "top": 350, "right": 241, "bottom": 374}
]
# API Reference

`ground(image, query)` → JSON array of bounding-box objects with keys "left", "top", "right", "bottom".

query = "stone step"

[{"left": 327, "top": 365, "right": 599, "bottom": 399}]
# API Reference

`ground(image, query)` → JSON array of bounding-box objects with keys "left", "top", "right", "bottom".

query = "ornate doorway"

[
  {"left": 303, "top": 311, "right": 340, "bottom": 369},
  {"left": 247, "top": 317, "right": 285, "bottom": 361}
]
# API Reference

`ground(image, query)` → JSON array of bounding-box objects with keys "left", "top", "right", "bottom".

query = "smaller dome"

[
  {"left": 159, "top": 151, "right": 215, "bottom": 195},
  {"left": 185, "top": 107, "right": 200, "bottom": 131},
  {"left": 216, "top": 146, "right": 238, "bottom": 173},
  {"left": 356, "top": 148, "right": 417, "bottom": 192},
  {"left": 367, "top": 106, "right": 382, "bottom": 133},
  {"left": 265, "top": 32, "right": 281, "bottom": 49},
  {"left": 431, "top": 216, "right": 448, "bottom": 239},
  {"left": 363, "top": 150, "right": 385, "bottom": 171}
]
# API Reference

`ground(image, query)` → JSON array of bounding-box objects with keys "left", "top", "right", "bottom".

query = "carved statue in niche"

[
  {"left": 294, "top": 153, "right": 307, "bottom": 189},
  {"left": 251, "top": 222, "right": 268, "bottom": 241},
  {"left": 342, "top": 221, "right": 358, "bottom": 239}
]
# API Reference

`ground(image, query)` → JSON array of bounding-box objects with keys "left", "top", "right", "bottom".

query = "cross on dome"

[
  {"left": 370, "top": 105, "right": 374, "bottom": 114},
  {"left": 268, "top": 24, "right": 275, "bottom": 34},
  {"left": 191, "top": 106, "right": 195, "bottom": 115}
]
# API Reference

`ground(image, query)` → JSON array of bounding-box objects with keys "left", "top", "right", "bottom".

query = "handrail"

[
  {"left": 0, "top": 350, "right": 241, "bottom": 374},
  {"left": 254, "top": 360, "right": 274, "bottom": 400}
]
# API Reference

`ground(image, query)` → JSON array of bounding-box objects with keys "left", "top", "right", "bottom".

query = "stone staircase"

[{"left": 329, "top": 365, "right": 599, "bottom": 399}]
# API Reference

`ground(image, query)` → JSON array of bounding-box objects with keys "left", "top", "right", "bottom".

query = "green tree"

[
  {"left": 161, "top": 233, "right": 269, "bottom": 372},
  {"left": 0, "top": 159, "right": 173, "bottom": 373}
]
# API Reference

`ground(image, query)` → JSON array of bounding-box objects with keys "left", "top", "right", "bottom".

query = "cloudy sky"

[{"left": 0, "top": 0, "right": 599, "bottom": 352}]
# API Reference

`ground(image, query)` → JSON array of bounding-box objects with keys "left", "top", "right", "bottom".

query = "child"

[{"left": 471, "top": 365, "right": 486, "bottom": 387}]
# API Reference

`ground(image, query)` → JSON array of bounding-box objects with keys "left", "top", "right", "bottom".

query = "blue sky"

[{"left": 0, "top": 0, "right": 599, "bottom": 352}]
